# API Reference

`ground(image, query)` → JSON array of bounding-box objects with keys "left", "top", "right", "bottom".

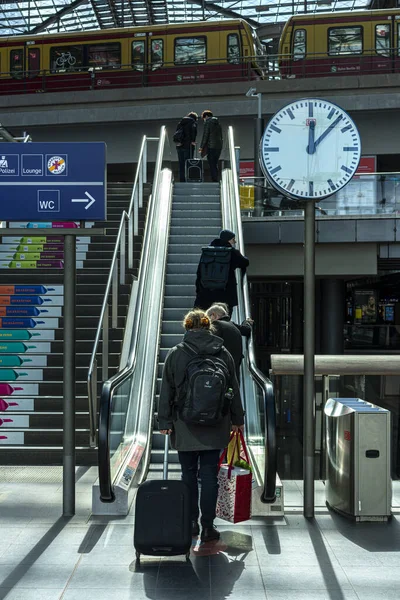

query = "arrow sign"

[{"left": 71, "top": 191, "right": 96, "bottom": 210}]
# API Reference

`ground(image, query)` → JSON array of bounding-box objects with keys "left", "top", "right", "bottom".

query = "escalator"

[{"left": 96, "top": 126, "right": 281, "bottom": 515}]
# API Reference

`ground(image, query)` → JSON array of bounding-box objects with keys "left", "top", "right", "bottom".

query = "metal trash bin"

[{"left": 325, "top": 397, "right": 392, "bottom": 521}]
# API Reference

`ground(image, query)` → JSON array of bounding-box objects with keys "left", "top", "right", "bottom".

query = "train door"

[
  {"left": 290, "top": 28, "right": 308, "bottom": 78},
  {"left": 394, "top": 18, "right": 400, "bottom": 73},
  {"left": 147, "top": 34, "right": 167, "bottom": 87},
  {"left": 8, "top": 44, "right": 42, "bottom": 93},
  {"left": 373, "top": 20, "right": 393, "bottom": 74},
  {"left": 132, "top": 34, "right": 149, "bottom": 86}
]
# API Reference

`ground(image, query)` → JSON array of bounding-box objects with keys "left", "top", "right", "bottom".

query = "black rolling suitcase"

[
  {"left": 185, "top": 158, "right": 203, "bottom": 183},
  {"left": 134, "top": 434, "right": 192, "bottom": 564}
]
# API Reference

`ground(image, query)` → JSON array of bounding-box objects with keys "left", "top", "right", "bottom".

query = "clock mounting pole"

[{"left": 304, "top": 200, "right": 316, "bottom": 519}]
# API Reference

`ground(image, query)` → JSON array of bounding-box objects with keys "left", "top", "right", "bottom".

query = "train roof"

[
  {"left": 0, "top": 19, "right": 252, "bottom": 44},
  {"left": 285, "top": 8, "right": 400, "bottom": 25}
]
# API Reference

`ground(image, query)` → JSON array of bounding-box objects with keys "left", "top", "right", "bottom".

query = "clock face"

[{"left": 259, "top": 99, "right": 361, "bottom": 200}]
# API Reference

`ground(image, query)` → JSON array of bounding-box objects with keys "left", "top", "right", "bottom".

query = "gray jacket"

[{"left": 158, "top": 329, "right": 244, "bottom": 452}]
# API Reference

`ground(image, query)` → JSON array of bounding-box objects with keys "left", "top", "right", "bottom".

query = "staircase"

[
  {"left": 0, "top": 182, "right": 148, "bottom": 465},
  {"left": 149, "top": 181, "right": 221, "bottom": 478}
]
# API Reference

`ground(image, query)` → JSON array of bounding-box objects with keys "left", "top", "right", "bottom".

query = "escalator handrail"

[
  {"left": 88, "top": 135, "right": 147, "bottom": 445},
  {"left": 98, "top": 127, "right": 168, "bottom": 502},
  {"left": 226, "top": 126, "right": 277, "bottom": 503}
]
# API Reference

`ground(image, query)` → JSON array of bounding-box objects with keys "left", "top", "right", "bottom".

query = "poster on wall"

[
  {"left": 336, "top": 156, "right": 377, "bottom": 215},
  {"left": 354, "top": 290, "right": 378, "bottom": 324}
]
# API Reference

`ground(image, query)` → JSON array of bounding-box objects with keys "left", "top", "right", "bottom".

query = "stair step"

[
  {"left": 164, "top": 296, "right": 195, "bottom": 309},
  {"left": 165, "top": 284, "right": 196, "bottom": 296},
  {"left": 161, "top": 321, "right": 185, "bottom": 334},
  {"left": 162, "top": 308, "right": 190, "bottom": 321},
  {"left": 166, "top": 263, "right": 197, "bottom": 275}
]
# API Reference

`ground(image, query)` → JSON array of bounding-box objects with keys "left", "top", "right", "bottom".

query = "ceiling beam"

[
  {"left": 187, "top": 0, "right": 259, "bottom": 28},
  {"left": 28, "top": 0, "right": 90, "bottom": 34}
]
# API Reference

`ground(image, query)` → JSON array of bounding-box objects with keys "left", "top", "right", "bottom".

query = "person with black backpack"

[
  {"left": 173, "top": 111, "right": 198, "bottom": 182},
  {"left": 158, "top": 309, "right": 244, "bottom": 543},
  {"left": 194, "top": 229, "right": 249, "bottom": 316}
]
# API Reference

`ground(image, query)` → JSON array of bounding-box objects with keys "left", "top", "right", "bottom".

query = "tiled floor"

[{"left": 0, "top": 467, "right": 399, "bottom": 600}]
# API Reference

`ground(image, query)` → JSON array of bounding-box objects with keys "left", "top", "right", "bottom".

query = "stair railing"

[
  {"left": 221, "top": 125, "right": 277, "bottom": 503},
  {"left": 87, "top": 134, "right": 158, "bottom": 448}
]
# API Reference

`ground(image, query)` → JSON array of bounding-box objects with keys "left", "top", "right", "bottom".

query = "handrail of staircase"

[
  {"left": 97, "top": 127, "right": 169, "bottom": 502},
  {"left": 87, "top": 134, "right": 153, "bottom": 448},
  {"left": 225, "top": 125, "right": 277, "bottom": 503}
]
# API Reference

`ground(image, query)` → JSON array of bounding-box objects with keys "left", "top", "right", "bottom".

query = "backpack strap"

[{"left": 177, "top": 341, "right": 198, "bottom": 358}]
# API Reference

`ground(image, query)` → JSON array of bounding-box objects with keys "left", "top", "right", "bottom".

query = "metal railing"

[
  {"left": 223, "top": 125, "right": 277, "bottom": 503},
  {"left": 97, "top": 127, "right": 171, "bottom": 502},
  {"left": 239, "top": 172, "right": 400, "bottom": 218},
  {"left": 0, "top": 57, "right": 263, "bottom": 95},
  {"left": 1, "top": 49, "right": 399, "bottom": 96},
  {"left": 87, "top": 133, "right": 157, "bottom": 448}
]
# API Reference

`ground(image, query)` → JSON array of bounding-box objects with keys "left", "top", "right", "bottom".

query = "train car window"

[
  {"left": 50, "top": 46, "right": 84, "bottom": 73},
  {"left": 88, "top": 43, "right": 120, "bottom": 69},
  {"left": 151, "top": 39, "right": 163, "bottom": 70},
  {"left": 27, "top": 48, "right": 40, "bottom": 76},
  {"left": 293, "top": 29, "right": 306, "bottom": 61},
  {"left": 227, "top": 34, "right": 240, "bottom": 64},
  {"left": 132, "top": 40, "right": 145, "bottom": 71},
  {"left": 328, "top": 27, "right": 363, "bottom": 55},
  {"left": 10, "top": 49, "right": 24, "bottom": 77},
  {"left": 375, "top": 24, "right": 391, "bottom": 56},
  {"left": 174, "top": 37, "right": 206, "bottom": 64}
]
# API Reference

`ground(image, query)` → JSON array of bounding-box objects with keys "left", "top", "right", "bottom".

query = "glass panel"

[
  {"left": 109, "top": 377, "right": 131, "bottom": 479},
  {"left": 328, "top": 27, "right": 363, "bottom": 55},
  {"left": 87, "top": 43, "right": 120, "bottom": 69},
  {"left": 293, "top": 29, "right": 306, "bottom": 61},
  {"left": 151, "top": 39, "right": 163, "bottom": 70},
  {"left": 10, "top": 49, "right": 24, "bottom": 77},
  {"left": 375, "top": 24, "right": 391, "bottom": 57},
  {"left": 227, "top": 33, "right": 240, "bottom": 64},
  {"left": 398, "top": 23, "right": 400, "bottom": 57},
  {"left": 50, "top": 45, "right": 84, "bottom": 73},
  {"left": 174, "top": 37, "right": 206, "bottom": 64},
  {"left": 132, "top": 40, "right": 145, "bottom": 71},
  {"left": 27, "top": 48, "right": 40, "bottom": 74}
]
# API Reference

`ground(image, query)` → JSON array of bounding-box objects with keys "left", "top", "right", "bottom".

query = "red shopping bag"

[{"left": 216, "top": 430, "right": 252, "bottom": 524}]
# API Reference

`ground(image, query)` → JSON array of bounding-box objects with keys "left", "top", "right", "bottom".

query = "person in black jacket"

[
  {"left": 206, "top": 304, "right": 244, "bottom": 380},
  {"left": 175, "top": 112, "right": 197, "bottom": 182},
  {"left": 199, "top": 110, "right": 223, "bottom": 182},
  {"left": 158, "top": 309, "right": 244, "bottom": 543},
  {"left": 194, "top": 229, "right": 249, "bottom": 316},
  {"left": 213, "top": 302, "right": 254, "bottom": 337}
]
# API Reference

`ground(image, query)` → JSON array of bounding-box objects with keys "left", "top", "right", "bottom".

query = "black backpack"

[
  {"left": 173, "top": 125, "right": 185, "bottom": 145},
  {"left": 176, "top": 342, "right": 230, "bottom": 426},
  {"left": 199, "top": 246, "right": 232, "bottom": 291}
]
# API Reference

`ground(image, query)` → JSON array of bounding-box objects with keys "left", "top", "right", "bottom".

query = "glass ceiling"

[{"left": 0, "top": 0, "right": 371, "bottom": 37}]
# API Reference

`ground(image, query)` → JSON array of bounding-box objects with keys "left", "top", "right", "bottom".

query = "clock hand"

[
  {"left": 306, "top": 120, "right": 316, "bottom": 155},
  {"left": 314, "top": 115, "right": 343, "bottom": 150}
]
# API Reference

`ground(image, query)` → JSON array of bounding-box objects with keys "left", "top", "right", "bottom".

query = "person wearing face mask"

[{"left": 194, "top": 229, "right": 249, "bottom": 316}]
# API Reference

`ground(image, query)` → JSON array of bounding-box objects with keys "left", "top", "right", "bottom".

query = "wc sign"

[
  {"left": 37, "top": 191, "right": 60, "bottom": 213},
  {"left": 0, "top": 141, "right": 106, "bottom": 221}
]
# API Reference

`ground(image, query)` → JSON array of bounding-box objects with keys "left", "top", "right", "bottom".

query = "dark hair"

[
  {"left": 187, "top": 112, "right": 198, "bottom": 121},
  {"left": 201, "top": 110, "right": 213, "bottom": 119}
]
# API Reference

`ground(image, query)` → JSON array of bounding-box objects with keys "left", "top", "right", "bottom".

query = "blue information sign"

[{"left": 0, "top": 142, "right": 106, "bottom": 221}]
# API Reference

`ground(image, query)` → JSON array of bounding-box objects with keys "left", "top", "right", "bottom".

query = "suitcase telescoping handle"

[{"left": 163, "top": 433, "right": 169, "bottom": 480}]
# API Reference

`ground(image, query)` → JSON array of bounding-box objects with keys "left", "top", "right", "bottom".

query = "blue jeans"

[
  {"left": 177, "top": 146, "right": 191, "bottom": 182},
  {"left": 178, "top": 449, "right": 221, "bottom": 527}
]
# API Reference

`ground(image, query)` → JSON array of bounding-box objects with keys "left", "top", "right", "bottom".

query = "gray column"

[
  {"left": 320, "top": 279, "right": 345, "bottom": 355},
  {"left": 63, "top": 235, "right": 76, "bottom": 517}
]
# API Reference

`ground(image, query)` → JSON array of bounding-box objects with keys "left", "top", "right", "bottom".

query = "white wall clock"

[{"left": 259, "top": 98, "right": 361, "bottom": 200}]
